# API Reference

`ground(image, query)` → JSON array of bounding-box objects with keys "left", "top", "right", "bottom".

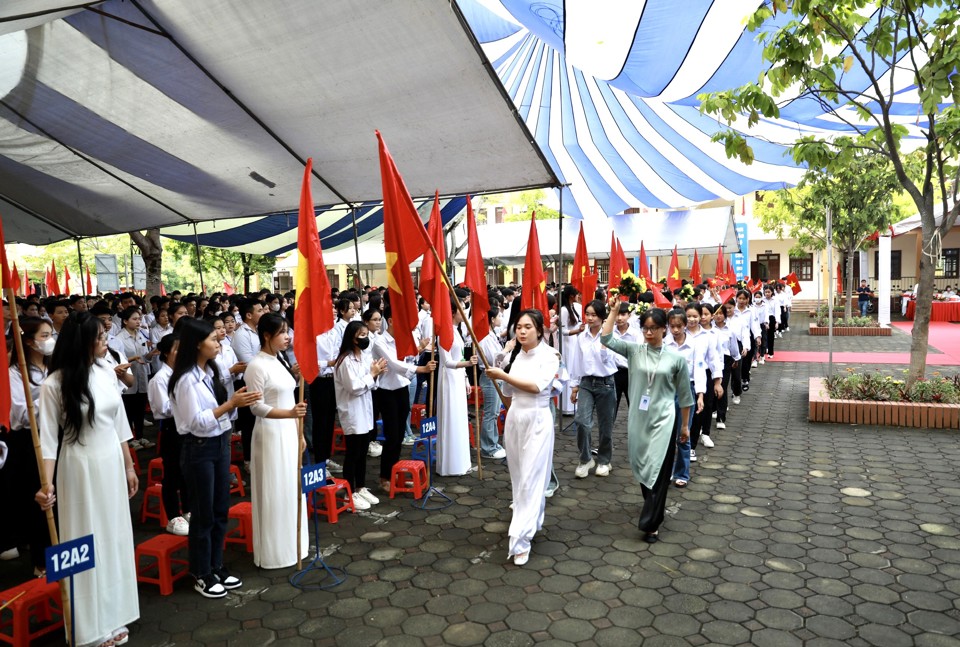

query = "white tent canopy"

[{"left": 0, "top": 0, "right": 555, "bottom": 245}]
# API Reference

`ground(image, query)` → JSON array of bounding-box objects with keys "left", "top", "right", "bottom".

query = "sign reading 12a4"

[
  {"left": 420, "top": 416, "right": 438, "bottom": 438},
  {"left": 46, "top": 535, "right": 95, "bottom": 583}
]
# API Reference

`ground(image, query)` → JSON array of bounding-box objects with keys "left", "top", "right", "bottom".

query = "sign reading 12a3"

[{"left": 46, "top": 535, "right": 95, "bottom": 583}]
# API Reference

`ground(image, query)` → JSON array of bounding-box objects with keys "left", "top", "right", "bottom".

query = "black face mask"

[{"left": 356, "top": 337, "right": 370, "bottom": 350}]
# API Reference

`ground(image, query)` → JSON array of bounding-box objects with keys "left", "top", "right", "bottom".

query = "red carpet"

[{"left": 771, "top": 322, "right": 960, "bottom": 365}]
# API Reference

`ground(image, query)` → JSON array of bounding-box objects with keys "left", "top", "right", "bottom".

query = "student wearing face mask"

[{"left": 0, "top": 318, "right": 54, "bottom": 576}]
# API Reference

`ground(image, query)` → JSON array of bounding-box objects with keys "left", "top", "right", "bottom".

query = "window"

[
  {"left": 789, "top": 255, "right": 813, "bottom": 281},
  {"left": 874, "top": 250, "right": 902, "bottom": 280},
  {"left": 937, "top": 248, "right": 959, "bottom": 279}
]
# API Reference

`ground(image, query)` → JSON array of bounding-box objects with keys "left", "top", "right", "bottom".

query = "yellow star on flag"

[{"left": 386, "top": 252, "right": 402, "bottom": 293}]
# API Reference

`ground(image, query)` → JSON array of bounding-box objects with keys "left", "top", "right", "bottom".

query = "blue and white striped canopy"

[{"left": 459, "top": 0, "right": 936, "bottom": 221}]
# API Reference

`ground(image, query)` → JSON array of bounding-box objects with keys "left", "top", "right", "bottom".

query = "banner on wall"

[
  {"left": 95, "top": 254, "right": 119, "bottom": 292},
  {"left": 731, "top": 223, "right": 749, "bottom": 280}
]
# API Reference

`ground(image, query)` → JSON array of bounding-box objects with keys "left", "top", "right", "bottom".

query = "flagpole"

[
  {"left": 4, "top": 286, "right": 72, "bottom": 642},
  {"left": 75, "top": 238, "right": 84, "bottom": 294},
  {"left": 192, "top": 222, "right": 206, "bottom": 294},
  {"left": 556, "top": 186, "right": 565, "bottom": 446},
  {"left": 473, "top": 363, "right": 482, "bottom": 480},
  {"left": 296, "top": 377, "right": 305, "bottom": 570},
  {"left": 350, "top": 206, "right": 363, "bottom": 289},
  {"left": 427, "top": 339, "right": 437, "bottom": 419}
]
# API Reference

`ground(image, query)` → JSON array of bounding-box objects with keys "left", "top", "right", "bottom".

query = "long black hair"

[
  {"left": 257, "top": 312, "right": 288, "bottom": 348},
  {"left": 335, "top": 321, "right": 367, "bottom": 369},
  {"left": 168, "top": 318, "right": 227, "bottom": 405},
  {"left": 504, "top": 309, "right": 544, "bottom": 374},
  {"left": 50, "top": 311, "right": 103, "bottom": 442},
  {"left": 16, "top": 317, "right": 52, "bottom": 385},
  {"left": 561, "top": 286, "right": 580, "bottom": 324}
]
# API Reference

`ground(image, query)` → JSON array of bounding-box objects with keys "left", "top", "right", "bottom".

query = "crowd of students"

[{"left": 0, "top": 274, "right": 793, "bottom": 643}]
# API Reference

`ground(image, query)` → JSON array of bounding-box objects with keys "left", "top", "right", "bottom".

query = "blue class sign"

[
  {"left": 46, "top": 535, "right": 95, "bottom": 582},
  {"left": 419, "top": 416, "right": 438, "bottom": 438},
  {"left": 301, "top": 462, "right": 328, "bottom": 494}
]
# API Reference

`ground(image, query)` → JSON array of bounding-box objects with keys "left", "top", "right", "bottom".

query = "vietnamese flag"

[
  {"left": 63, "top": 265, "right": 72, "bottom": 296},
  {"left": 25, "top": 269, "right": 32, "bottom": 295},
  {"left": 571, "top": 222, "right": 590, "bottom": 296},
  {"left": 750, "top": 279, "right": 764, "bottom": 294},
  {"left": 85, "top": 264, "right": 93, "bottom": 295},
  {"left": 690, "top": 250, "right": 702, "bottom": 285},
  {"left": 420, "top": 192, "right": 454, "bottom": 351},
  {"left": 651, "top": 284, "right": 672, "bottom": 308},
  {"left": 520, "top": 213, "right": 549, "bottom": 322},
  {"left": 785, "top": 272, "right": 802, "bottom": 295},
  {"left": 377, "top": 131, "right": 431, "bottom": 359},
  {"left": 666, "top": 246, "right": 682, "bottom": 291},
  {"left": 726, "top": 260, "right": 735, "bottom": 284},
  {"left": 0, "top": 215, "right": 14, "bottom": 428},
  {"left": 615, "top": 239, "right": 629, "bottom": 282},
  {"left": 718, "top": 287, "right": 736, "bottom": 305},
  {"left": 463, "top": 195, "right": 491, "bottom": 343},
  {"left": 160, "top": 282, "right": 166, "bottom": 297},
  {"left": 46, "top": 261, "right": 60, "bottom": 296},
  {"left": 637, "top": 241, "right": 651, "bottom": 282},
  {"left": 223, "top": 281, "right": 235, "bottom": 296},
  {"left": 608, "top": 233, "right": 624, "bottom": 290},
  {"left": 715, "top": 245, "right": 725, "bottom": 283},
  {"left": 836, "top": 263, "right": 843, "bottom": 295},
  {"left": 293, "top": 158, "right": 334, "bottom": 383},
  {"left": 10, "top": 261, "right": 20, "bottom": 296}
]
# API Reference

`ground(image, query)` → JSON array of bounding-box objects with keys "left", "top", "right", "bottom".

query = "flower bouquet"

[
  {"left": 629, "top": 301, "right": 651, "bottom": 316},
  {"left": 677, "top": 283, "right": 696, "bottom": 302},
  {"left": 609, "top": 271, "right": 646, "bottom": 301}
]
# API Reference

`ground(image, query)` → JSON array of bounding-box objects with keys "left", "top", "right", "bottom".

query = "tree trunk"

[
  {"left": 129, "top": 229, "right": 163, "bottom": 300},
  {"left": 242, "top": 254, "right": 251, "bottom": 294},
  {"left": 845, "top": 247, "right": 855, "bottom": 320},
  {"left": 908, "top": 229, "right": 936, "bottom": 385}
]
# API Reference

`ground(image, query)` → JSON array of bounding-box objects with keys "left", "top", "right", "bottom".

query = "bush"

[
  {"left": 815, "top": 315, "right": 878, "bottom": 327},
  {"left": 824, "top": 370, "right": 960, "bottom": 404}
]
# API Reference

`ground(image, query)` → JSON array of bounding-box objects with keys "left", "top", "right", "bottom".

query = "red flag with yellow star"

[
  {"left": 666, "top": 246, "right": 682, "bottom": 291},
  {"left": 690, "top": 250, "right": 702, "bottom": 285},
  {"left": 785, "top": 272, "right": 802, "bottom": 295},
  {"left": 420, "top": 192, "right": 454, "bottom": 351},
  {"left": 463, "top": 195, "right": 491, "bottom": 342},
  {"left": 637, "top": 241, "right": 651, "bottom": 282},
  {"left": 377, "top": 131, "right": 430, "bottom": 358},
  {"left": 520, "top": 213, "right": 549, "bottom": 323}
]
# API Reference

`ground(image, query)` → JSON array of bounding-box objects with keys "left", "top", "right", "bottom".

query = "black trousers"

[
  {"left": 375, "top": 387, "right": 410, "bottom": 481},
  {"left": 741, "top": 337, "right": 755, "bottom": 385},
  {"left": 122, "top": 392, "right": 148, "bottom": 440},
  {"left": 638, "top": 421, "right": 678, "bottom": 533},
  {"left": 614, "top": 366, "right": 630, "bottom": 415},
  {"left": 780, "top": 306, "right": 789, "bottom": 330},
  {"left": 766, "top": 315, "right": 777, "bottom": 355},
  {"left": 691, "top": 370, "right": 713, "bottom": 449},
  {"left": 343, "top": 432, "right": 371, "bottom": 493},
  {"left": 234, "top": 379, "right": 255, "bottom": 461},
  {"left": 731, "top": 342, "right": 743, "bottom": 397},
  {"left": 308, "top": 377, "right": 337, "bottom": 463},
  {"left": 160, "top": 419, "right": 189, "bottom": 518},
  {"left": 717, "top": 356, "right": 734, "bottom": 423},
  {"left": 0, "top": 428, "right": 50, "bottom": 569}
]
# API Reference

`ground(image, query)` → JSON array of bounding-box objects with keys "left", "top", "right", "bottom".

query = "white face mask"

[
  {"left": 270, "top": 303, "right": 280, "bottom": 312},
  {"left": 35, "top": 338, "right": 56, "bottom": 356}
]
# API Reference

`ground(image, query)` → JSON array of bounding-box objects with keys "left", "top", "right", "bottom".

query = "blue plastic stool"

[{"left": 411, "top": 437, "right": 437, "bottom": 464}]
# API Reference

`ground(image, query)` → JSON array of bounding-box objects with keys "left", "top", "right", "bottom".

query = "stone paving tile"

[{"left": 4, "top": 314, "right": 960, "bottom": 645}]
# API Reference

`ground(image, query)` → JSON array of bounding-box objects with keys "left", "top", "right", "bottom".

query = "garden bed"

[
  {"left": 808, "top": 323, "right": 891, "bottom": 336},
  {"left": 808, "top": 377, "right": 960, "bottom": 429}
]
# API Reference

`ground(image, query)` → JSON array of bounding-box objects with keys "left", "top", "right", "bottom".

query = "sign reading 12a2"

[{"left": 46, "top": 535, "right": 95, "bottom": 583}]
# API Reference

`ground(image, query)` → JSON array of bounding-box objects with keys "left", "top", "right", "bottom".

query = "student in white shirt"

[
  {"left": 666, "top": 308, "right": 707, "bottom": 488},
  {"left": 362, "top": 308, "right": 384, "bottom": 459},
  {"left": 761, "top": 286, "right": 779, "bottom": 359},
  {"left": 231, "top": 298, "right": 263, "bottom": 468},
  {"left": 713, "top": 304, "right": 742, "bottom": 428},
  {"left": 733, "top": 290, "right": 761, "bottom": 389},
  {"left": 567, "top": 300, "right": 618, "bottom": 478},
  {"left": 612, "top": 302, "right": 641, "bottom": 415},
  {"left": 334, "top": 321, "right": 387, "bottom": 511},
  {"left": 169, "top": 318, "right": 260, "bottom": 599},
  {"left": 695, "top": 303, "right": 726, "bottom": 450},
  {"left": 309, "top": 297, "right": 355, "bottom": 473},
  {"left": 682, "top": 304, "right": 722, "bottom": 461},
  {"left": 475, "top": 307, "right": 506, "bottom": 459},
  {"left": 147, "top": 333, "right": 189, "bottom": 536}
]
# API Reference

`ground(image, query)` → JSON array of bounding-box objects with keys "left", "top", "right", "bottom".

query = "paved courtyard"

[{"left": 4, "top": 316, "right": 960, "bottom": 646}]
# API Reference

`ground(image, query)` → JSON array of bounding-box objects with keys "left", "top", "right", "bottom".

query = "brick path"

[{"left": 5, "top": 314, "right": 960, "bottom": 646}]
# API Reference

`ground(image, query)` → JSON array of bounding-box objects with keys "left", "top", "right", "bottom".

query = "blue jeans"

[
  {"left": 478, "top": 374, "right": 503, "bottom": 456},
  {"left": 859, "top": 300, "right": 869, "bottom": 317},
  {"left": 575, "top": 375, "right": 616, "bottom": 465},
  {"left": 672, "top": 381, "right": 696, "bottom": 482},
  {"left": 181, "top": 432, "right": 231, "bottom": 578}
]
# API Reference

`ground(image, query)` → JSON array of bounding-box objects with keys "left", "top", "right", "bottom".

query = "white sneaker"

[
  {"left": 0, "top": 547, "right": 19, "bottom": 560},
  {"left": 751, "top": 360, "right": 758, "bottom": 368},
  {"left": 690, "top": 449, "right": 697, "bottom": 462},
  {"left": 351, "top": 492, "right": 371, "bottom": 510},
  {"left": 326, "top": 459, "right": 343, "bottom": 473},
  {"left": 759, "top": 356, "right": 765, "bottom": 365},
  {"left": 711, "top": 412, "right": 717, "bottom": 419},
  {"left": 786, "top": 327, "right": 790, "bottom": 332},
  {"left": 368, "top": 442, "right": 383, "bottom": 457},
  {"left": 140, "top": 438, "right": 156, "bottom": 449},
  {"left": 402, "top": 436, "right": 415, "bottom": 446},
  {"left": 701, "top": 435, "right": 715, "bottom": 448},
  {"left": 484, "top": 447, "right": 507, "bottom": 460},
  {"left": 595, "top": 463, "right": 611, "bottom": 477},
  {"left": 574, "top": 459, "right": 596, "bottom": 478},
  {"left": 166, "top": 516, "right": 190, "bottom": 536},
  {"left": 128, "top": 439, "right": 142, "bottom": 450},
  {"left": 716, "top": 422, "right": 726, "bottom": 430},
  {"left": 545, "top": 482, "right": 558, "bottom": 498},
  {"left": 357, "top": 487, "right": 380, "bottom": 506},
  {"left": 732, "top": 396, "right": 741, "bottom": 405}
]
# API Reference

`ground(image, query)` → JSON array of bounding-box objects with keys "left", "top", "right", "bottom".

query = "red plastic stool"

[
  {"left": 390, "top": 460, "right": 428, "bottom": 499},
  {"left": 128, "top": 444, "right": 141, "bottom": 475},
  {"left": 230, "top": 433, "right": 244, "bottom": 464},
  {"left": 331, "top": 427, "right": 346, "bottom": 455},
  {"left": 410, "top": 404, "right": 426, "bottom": 431},
  {"left": 134, "top": 534, "right": 190, "bottom": 596},
  {"left": 147, "top": 457, "right": 164, "bottom": 488},
  {"left": 467, "top": 386, "right": 483, "bottom": 406},
  {"left": 229, "top": 464, "right": 245, "bottom": 497},
  {"left": 0, "top": 578, "right": 63, "bottom": 647},
  {"left": 140, "top": 483, "right": 168, "bottom": 527},
  {"left": 225, "top": 502, "right": 253, "bottom": 552},
  {"left": 307, "top": 478, "right": 355, "bottom": 523}
]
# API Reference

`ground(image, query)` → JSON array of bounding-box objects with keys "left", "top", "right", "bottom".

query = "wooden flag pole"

[
  {"left": 427, "top": 339, "right": 437, "bottom": 419},
  {"left": 472, "top": 363, "right": 482, "bottom": 480},
  {"left": 4, "top": 287, "right": 72, "bottom": 641},
  {"left": 296, "top": 377, "right": 305, "bottom": 570}
]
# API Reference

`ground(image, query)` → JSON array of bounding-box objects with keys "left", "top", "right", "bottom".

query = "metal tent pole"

[
  {"left": 193, "top": 222, "right": 206, "bottom": 294},
  {"left": 351, "top": 206, "right": 362, "bottom": 289},
  {"left": 75, "top": 238, "right": 84, "bottom": 294},
  {"left": 826, "top": 207, "right": 834, "bottom": 377}
]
